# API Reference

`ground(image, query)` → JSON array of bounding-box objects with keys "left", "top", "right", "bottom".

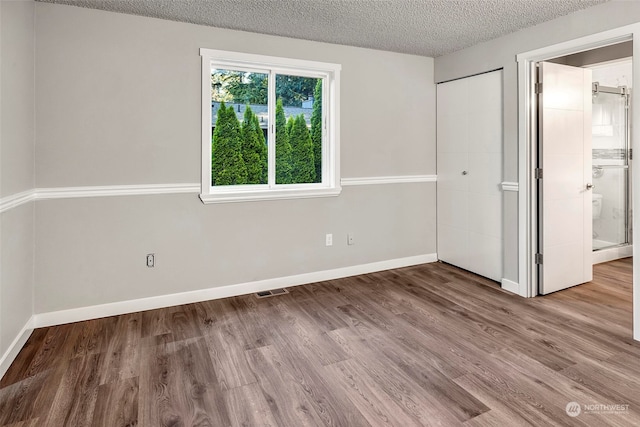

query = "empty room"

[{"left": 3, "top": 0, "right": 640, "bottom": 425}]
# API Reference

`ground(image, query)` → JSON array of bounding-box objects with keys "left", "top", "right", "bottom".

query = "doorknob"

[
  {"left": 586, "top": 183, "right": 594, "bottom": 190},
  {"left": 462, "top": 171, "right": 468, "bottom": 175}
]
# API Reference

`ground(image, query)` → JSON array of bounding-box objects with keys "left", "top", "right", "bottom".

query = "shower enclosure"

[{"left": 592, "top": 82, "right": 631, "bottom": 255}]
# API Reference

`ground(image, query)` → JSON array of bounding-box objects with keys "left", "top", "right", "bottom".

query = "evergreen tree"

[
  {"left": 254, "top": 116, "right": 268, "bottom": 183},
  {"left": 286, "top": 116, "right": 295, "bottom": 137},
  {"left": 215, "top": 72, "right": 315, "bottom": 107},
  {"left": 211, "top": 103, "right": 227, "bottom": 184},
  {"left": 241, "top": 106, "right": 267, "bottom": 184},
  {"left": 227, "top": 72, "right": 268, "bottom": 105},
  {"left": 310, "top": 80, "right": 323, "bottom": 182},
  {"left": 275, "top": 98, "right": 293, "bottom": 184},
  {"left": 289, "top": 114, "right": 316, "bottom": 183},
  {"left": 275, "top": 74, "right": 317, "bottom": 107},
  {"left": 212, "top": 102, "right": 247, "bottom": 185}
]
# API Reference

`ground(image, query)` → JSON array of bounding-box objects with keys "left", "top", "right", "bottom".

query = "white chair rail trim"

[
  {"left": 0, "top": 176, "right": 437, "bottom": 213},
  {"left": 341, "top": 175, "right": 437, "bottom": 186},
  {"left": 501, "top": 181, "right": 519, "bottom": 192}
]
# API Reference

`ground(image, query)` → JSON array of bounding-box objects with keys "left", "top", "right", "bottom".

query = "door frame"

[{"left": 516, "top": 23, "right": 640, "bottom": 340}]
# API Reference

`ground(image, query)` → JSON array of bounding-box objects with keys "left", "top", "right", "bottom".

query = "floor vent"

[{"left": 255, "top": 288, "right": 289, "bottom": 298}]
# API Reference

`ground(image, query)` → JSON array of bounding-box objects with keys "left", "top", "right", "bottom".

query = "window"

[{"left": 200, "top": 49, "right": 341, "bottom": 203}]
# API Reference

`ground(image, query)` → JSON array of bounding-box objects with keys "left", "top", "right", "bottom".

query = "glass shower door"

[{"left": 592, "top": 86, "right": 630, "bottom": 251}]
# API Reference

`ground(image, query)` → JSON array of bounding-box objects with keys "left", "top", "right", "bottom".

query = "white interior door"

[
  {"left": 437, "top": 70, "right": 503, "bottom": 282},
  {"left": 538, "top": 62, "right": 593, "bottom": 295}
]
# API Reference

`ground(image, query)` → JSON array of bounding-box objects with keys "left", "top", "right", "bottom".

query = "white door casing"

[
  {"left": 437, "top": 70, "right": 503, "bottom": 282},
  {"left": 516, "top": 26, "right": 638, "bottom": 339},
  {"left": 538, "top": 62, "right": 593, "bottom": 295}
]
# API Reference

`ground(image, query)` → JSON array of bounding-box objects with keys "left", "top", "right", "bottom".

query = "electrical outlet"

[
  {"left": 347, "top": 233, "right": 355, "bottom": 245},
  {"left": 146, "top": 253, "right": 155, "bottom": 268},
  {"left": 326, "top": 233, "right": 333, "bottom": 246}
]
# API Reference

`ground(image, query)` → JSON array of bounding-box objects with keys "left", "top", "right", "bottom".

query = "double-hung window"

[{"left": 200, "top": 48, "right": 341, "bottom": 203}]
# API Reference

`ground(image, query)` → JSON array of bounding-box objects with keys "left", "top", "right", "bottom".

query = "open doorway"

[
  {"left": 536, "top": 42, "right": 633, "bottom": 295},
  {"left": 517, "top": 26, "right": 640, "bottom": 340},
  {"left": 550, "top": 43, "right": 633, "bottom": 262},
  {"left": 589, "top": 58, "right": 633, "bottom": 262}
]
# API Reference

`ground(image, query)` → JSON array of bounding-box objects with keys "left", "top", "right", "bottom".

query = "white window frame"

[{"left": 200, "top": 48, "right": 341, "bottom": 203}]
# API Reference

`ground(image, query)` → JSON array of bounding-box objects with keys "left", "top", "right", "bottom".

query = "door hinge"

[
  {"left": 535, "top": 168, "right": 543, "bottom": 179},
  {"left": 535, "top": 82, "right": 542, "bottom": 94},
  {"left": 535, "top": 253, "right": 543, "bottom": 265},
  {"left": 630, "top": 148, "right": 633, "bottom": 160}
]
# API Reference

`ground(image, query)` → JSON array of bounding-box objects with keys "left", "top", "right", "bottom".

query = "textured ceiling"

[{"left": 37, "top": 0, "right": 609, "bottom": 57}]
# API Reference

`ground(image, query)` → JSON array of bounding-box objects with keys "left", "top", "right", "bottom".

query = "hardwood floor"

[{"left": 1, "top": 258, "right": 639, "bottom": 426}]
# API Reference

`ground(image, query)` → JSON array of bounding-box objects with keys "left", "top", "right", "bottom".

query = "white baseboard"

[
  {"left": 501, "top": 278, "right": 520, "bottom": 295},
  {"left": 3, "top": 255, "right": 437, "bottom": 380},
  {"left": 0, "top": 316, "right": 35, "bottom": 380},
  {"left": 33, "top": 253, "right": 438, "bottom": 328}
]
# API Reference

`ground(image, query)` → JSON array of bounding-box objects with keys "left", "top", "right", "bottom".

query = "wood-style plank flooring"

[{"left": 1, "top": 258, "right": 639, "bottom": 426}]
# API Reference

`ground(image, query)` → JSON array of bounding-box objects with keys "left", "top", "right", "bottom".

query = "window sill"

[{"left": 199, "top": 186, "right": 342, "bottom": 204}]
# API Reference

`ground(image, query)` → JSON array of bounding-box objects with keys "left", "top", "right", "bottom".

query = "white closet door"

[
  {"left": 538, "top": 62, "right": 593, "bottom": 294},
  {"left": 437, "top": 70, "right": 503, "bottom": 282}
]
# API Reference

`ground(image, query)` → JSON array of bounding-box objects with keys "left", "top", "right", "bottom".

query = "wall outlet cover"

[{"left": 326, "top": 234, "right": 333, "bottom": 246}]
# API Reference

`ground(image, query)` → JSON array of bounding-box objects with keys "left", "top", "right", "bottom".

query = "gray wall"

[
  {"left": 435, "top": 0, "right": 640, "bottom": 283},
  {"left": 33, "top": 3, "right": 436, "bottom": 313},
  {"left": 0, "top": 0, "right": 35, "bottom": 356}
]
